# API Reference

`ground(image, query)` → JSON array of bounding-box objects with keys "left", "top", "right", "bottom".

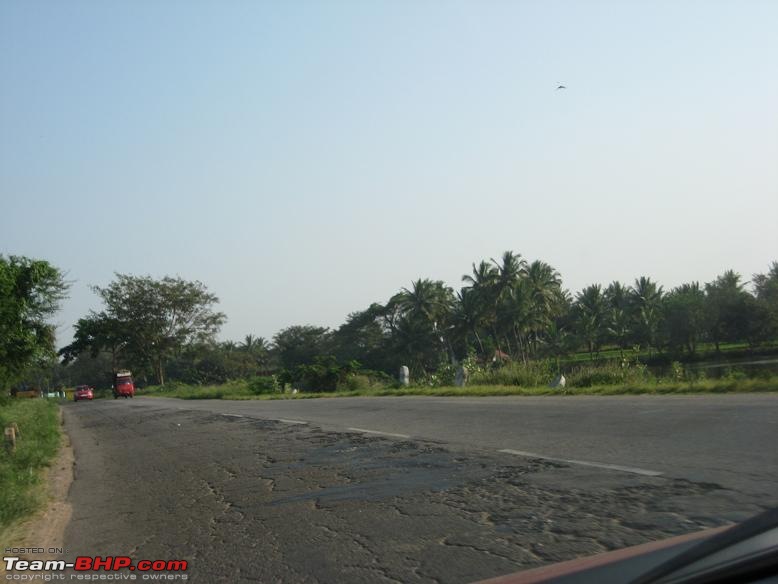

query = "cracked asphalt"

[{"left": 60, "top": 397, "right": 776, "bottom": 583}]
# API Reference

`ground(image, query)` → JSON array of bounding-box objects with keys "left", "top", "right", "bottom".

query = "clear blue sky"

[{"left": 2, "top": 0, "right": 776, "bottom": 346}]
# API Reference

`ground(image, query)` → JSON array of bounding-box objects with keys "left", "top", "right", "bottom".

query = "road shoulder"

[{"left": 0, "top": 407, "right": 74, "bottom": 576}]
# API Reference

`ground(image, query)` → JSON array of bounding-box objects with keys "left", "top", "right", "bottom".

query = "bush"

[
  {"left": 566, "top": 360, "right": 650, "bottom": 387},
  {"left": 279, "top": 356, "right": 360, "bottom": 392},
  {"left": 247, "top": 376, "right": 280, "bottom": 395},
  {"left": 338, "top": 374, "right": 372, "bottom": 391},
  {"left": 469, "top": 360, "right": 554, "bottom": 387}
]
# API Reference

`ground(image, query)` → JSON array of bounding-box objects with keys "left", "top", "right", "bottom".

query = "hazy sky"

[{"left": 2, "top": 0, "right": 776, "bottom": 346}]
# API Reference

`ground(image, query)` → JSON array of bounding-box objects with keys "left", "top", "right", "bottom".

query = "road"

[
  {"left": 59, "top": 395, "right": 777, "bottom": 583},
  {"left": 140, "top": 394, "right": 778, "bottom": 494}
]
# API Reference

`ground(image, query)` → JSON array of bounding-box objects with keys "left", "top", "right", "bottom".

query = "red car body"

[{"left": 73, "top": 385, "right": 94, "bottom": 401}]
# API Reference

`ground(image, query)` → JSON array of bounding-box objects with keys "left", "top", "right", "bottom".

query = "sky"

[{"left": 1, "top": 0, "right": 777, "bottom": 347}]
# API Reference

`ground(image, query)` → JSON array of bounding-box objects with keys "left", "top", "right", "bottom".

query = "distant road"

[{"left": 141, "top": 393, "right": 777, "bottom": 495}]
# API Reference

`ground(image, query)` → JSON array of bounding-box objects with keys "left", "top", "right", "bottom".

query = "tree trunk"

[
  {"left": 473, "top": 329, "right": 485, "bottom": 355},
  {"left": 155, "top": 359, "right": 165, "bottom": 385}
]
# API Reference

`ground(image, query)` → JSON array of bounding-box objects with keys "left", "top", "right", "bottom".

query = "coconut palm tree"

[
  {"left": 525, "top": 260, "right": 564, "bottom": 354},
  {"left": 463, "top": 260, "right": 501, "bottom": 354},
  {"left": 391, "top": 279, "right": 455, "bottom": 367},
  {"left": 491, "top": 251, "right": 527, "bottom": 297},
  {"left": 498, "top": 278, "right": 535, "bottom": 362},
  {"left": 605, "top": 281, "right": 632, "bottom": 358},
  {"left": 451, "top": 288, "right": 486, "bottom": 355},
  {"left": 704, "top": 270, "right": 748, "bottom": 352},
  {"left": 630, "top": 277, "right": 664, "bottom": 356},
  {"left": 393, "top": 279, "right": 454, "bottom": 324},
  {"left": 575, "top": 284, "right": 608, "bottom": 360}
]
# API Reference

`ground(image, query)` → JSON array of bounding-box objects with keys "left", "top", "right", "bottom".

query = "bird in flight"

[{"left": 556, "top": 83, "right": 567, "bottom": 90}]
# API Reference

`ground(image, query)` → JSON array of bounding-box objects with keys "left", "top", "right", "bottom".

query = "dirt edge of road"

[{"left": 0, "top": 407, "right": 74, "bottom": 574}]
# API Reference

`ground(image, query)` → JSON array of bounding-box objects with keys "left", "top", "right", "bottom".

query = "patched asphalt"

[{"left": 60, "top": 397, "right": 776, "bottom": 583}]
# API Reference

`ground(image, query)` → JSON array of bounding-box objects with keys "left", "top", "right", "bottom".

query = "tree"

[
  {"left": 574, "top": 284, "right": 608, "bottom": 359},
  {"left": 462, "top": 260, "right": 499, "bottom": 353},
  {"left": 630, "top": 277, "right": 664, "bottom": 356},
  {"left": 751, "top": 261, "right": 778, "bottom": 344},
  {"left": 59, "top": 313, "right": 128, "bottom": 372},
  {"left": 450, "top": 288, "right": 486, "bottom": 356},
  {"left": 389, "top": 279, "right": 455, "bottom": 367},
  {"left": 331, "top": 304, "right": 392, "bottom": 371},
  {"left": 605, "top": 281, "right": 632, "bottom": 359},
  {"left": 86, "top": 274, "right": 226, "bottom": 385},
  {"left": 753, "top": 261, "right": 778, "bottom": 303},
  {"left": 704, "top": 270, "right": 748, "bottom": 352},
  {"left": 524, "top": 260, "right": 564, "bottom": 357},
  {"left": 662, "top": 283, "right": 706, "bottom": 355},
  {"left": 272, "top": 325, "right": 331, "bottom": 370},
  {"left": 0, "top": 255, "right": 68, "bottom": 387}
]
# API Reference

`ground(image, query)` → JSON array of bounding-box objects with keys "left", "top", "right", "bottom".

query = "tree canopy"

[
  {"left": 61, "top": 274, "right": 225, "bottom": 384},
  {"left": 56, "top": 255, "right": 778, "bottom": 390},
  {"left": 0, "top": 255, "right": 68, "bottom": 387}
]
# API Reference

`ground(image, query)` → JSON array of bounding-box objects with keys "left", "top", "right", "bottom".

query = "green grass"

[
  {"left": 562, "top": 341, "right": 778, "bottom": 365},
  {"left": 141, "top": 379, "right": 255, "bottom": 400},
  {"left": 141, "top": 375, "right": 778, "bottom": 401},
  {"left": 0, "top": 398, "right": 61, "bottom": 529}
]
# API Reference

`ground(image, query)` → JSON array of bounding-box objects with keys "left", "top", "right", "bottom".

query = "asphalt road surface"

[{"left": 60, "top": 395, "right": 777, "bottom": 583}]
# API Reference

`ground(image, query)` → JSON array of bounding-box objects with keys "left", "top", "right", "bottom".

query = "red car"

[{"left": 73, "top": 385, "right": 94, "bottom": 401}]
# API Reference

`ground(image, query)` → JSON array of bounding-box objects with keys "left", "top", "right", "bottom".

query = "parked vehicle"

[
  {"left": 74, "top": 385, "right": 94, "bottom": 401},
  {"left": 113, "top": 370, "right": 135, "bottom": 399}
]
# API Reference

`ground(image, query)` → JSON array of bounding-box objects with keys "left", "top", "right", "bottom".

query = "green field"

[{"left": 561, "top": 341, "right": 778, "bottom": 365}]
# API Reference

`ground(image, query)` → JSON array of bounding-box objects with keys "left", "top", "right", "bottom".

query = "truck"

[{"left": 113, "top": 370, "right": 135, "bottom": 399}]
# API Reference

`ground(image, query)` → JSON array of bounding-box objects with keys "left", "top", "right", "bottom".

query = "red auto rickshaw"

[{"left": 113, "top": 370, "right": 135, "bottom": 399}]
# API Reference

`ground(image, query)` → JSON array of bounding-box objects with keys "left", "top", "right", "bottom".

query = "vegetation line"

[{"left": 141, "top": 376, "right": 778, "bottom": 400}]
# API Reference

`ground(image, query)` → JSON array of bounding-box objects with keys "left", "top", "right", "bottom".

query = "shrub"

[
  {"left": 247, "top": 375, "right": 280, "bottom": 395},
  {"left": 566, "top": 360, "right": 650, "bottom": 387},
  {"left": 339, "top": 374, "right": 372, "bottom": 391},
  {"left": 469, "top": 360, "right": 554, "bottom": 387}
]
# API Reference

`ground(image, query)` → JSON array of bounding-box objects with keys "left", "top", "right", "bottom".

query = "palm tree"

[
  {"left": 543, "top": 322, "right": 576, "bottom": 372},
  {"left": 241, "top": 334, "right": 268, "bottom": 353},
  {"left": 498, "top": 278, "right": 534, "bottom": 362},
  {"left": 462, "top": 260, "right": 501, "bottom": 354},
  {"left": 221, "top": 340, "right": 238, "bottom": 353},
  {"left": 451, "top": 288, "right": 486, "bottom": 355},
  {"left": 491, "top": 251, "right": 527, "bottom": 297},
  {"left": 462, "top": 260, "right": 498, "bottom": 290},
  {"left": 630, "top": 277, "right": 664, "bottom": 356},
  {"left": 605, "top": 281, "right": 632, "bottom": 358},
  {"left": 704, "top": 270, "right": 747, "bottom": 352},
  {"left": 575, "top": 284, "right": 608, "bottom": 360},
  {"left": 393, "top": 279, "right": 454, "bottom": 324},
  {"left": 525, "top": 260, "right": 564, "bottom": 355},
  {"left": 489, "top": 251, "right": 528, "bottom": 355},
  {"left": 753, "top": 261, "right": 778, "bottom": 301},
  {"left": 391, "top": 279, "right": 455, "bottom": 366}
]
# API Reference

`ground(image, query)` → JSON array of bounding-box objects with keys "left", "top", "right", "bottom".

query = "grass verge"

[
  {"left": 0, "top": 398, "right": 61, "bottom": 531},
  {"left": 141, "top": 376, "right": 778, "bottom": 401}
]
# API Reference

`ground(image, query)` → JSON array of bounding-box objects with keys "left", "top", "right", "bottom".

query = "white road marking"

[
  {"left": 222, "top": 413, "right": 244, "bottom": 418},
  {"left": 348, "top": 427, "right": 411, "bottom": 439},
  {"left": 498, "top": 449, "right": 663, "bottom": 477},
  {"left": 277, "top": 419, "right": 307, "bottom": 425}
]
